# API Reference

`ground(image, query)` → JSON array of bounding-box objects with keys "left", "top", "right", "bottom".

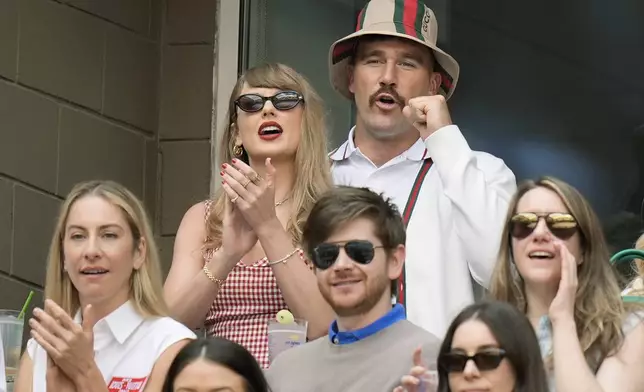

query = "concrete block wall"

[
  {"left": 0, "top": 0, "right": 162, "bottom": 316},
  {"left": 157, "top": 0, "right": 217, "bottom": 274},
  {"left": 0, "top": 0, "right": 219, "bottom": 319}
]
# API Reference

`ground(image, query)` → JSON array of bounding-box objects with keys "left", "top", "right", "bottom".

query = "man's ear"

[
  {"left": 387, "top": 244, "right": 406, "bottom": 282},
  {"left": 348, "top": 65, "right": 356, "bottom": 95},
  {"left": 429, "top": 72, "right": 442, "bottom": 96}
]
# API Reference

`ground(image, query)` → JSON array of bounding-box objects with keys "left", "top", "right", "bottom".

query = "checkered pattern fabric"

[{"left": 201, "top": 200, "right": 289, "bottom": 368}]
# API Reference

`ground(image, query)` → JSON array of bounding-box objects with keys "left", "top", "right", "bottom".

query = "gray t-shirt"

[{"left": 266, "top": 320, "right": 442, "bottom": 392}]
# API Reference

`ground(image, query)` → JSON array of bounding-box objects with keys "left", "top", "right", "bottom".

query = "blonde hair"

[
  {"left": 205, "top": 63, "right": 333, "bottom": 249},
  {"left": 622, "top": 234, "right": 644, "bottom": 295},
  {"left": 489, "top": 176, "right": 631, "bottom": 371},
  {"left": 635, "top": 234, "right": 644, "bottom": 276},
  {"left": 44, "top": 180, "right": 168, "bottom": 318}
]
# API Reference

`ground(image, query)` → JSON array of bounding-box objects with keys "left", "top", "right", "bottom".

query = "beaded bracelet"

[{"left": 268, "top": 248, "right": 304, "bottom": 266}]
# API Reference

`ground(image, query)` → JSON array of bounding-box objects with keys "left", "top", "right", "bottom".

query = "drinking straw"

[{"left": 17, "top": 290, "right": 34, "bottom": 320}]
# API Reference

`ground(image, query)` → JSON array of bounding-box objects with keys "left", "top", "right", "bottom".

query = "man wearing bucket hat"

[{"left": 329, "top": 0, "right": 517, "bottom": 338}]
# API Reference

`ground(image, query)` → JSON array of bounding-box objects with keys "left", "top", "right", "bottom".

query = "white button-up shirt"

[
  {"left": 27, "top": 301, "right": 195, "bottom": 392},
  {"left": 331, "top": 125, "right": 517, "bottom": 337}
]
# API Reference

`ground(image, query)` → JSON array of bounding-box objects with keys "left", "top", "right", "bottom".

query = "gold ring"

[
  {"left": 242, "top": 178, "right": 251, "bottom": 188},
  {"left": 231, "top": 196, "right": 239, "bottom": 203},
  {"left": 249, "top": 173, "right": 261, "bottom": 184}
]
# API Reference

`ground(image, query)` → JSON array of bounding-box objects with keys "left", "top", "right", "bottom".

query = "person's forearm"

[
  {"left": 73, "top": 363, "right": 108, "bottom": 392},
  {"left": 553, "top": 318, "right": 604, "bottom": 392},
  {"left": 166, "top": 252, "right": 235, "bottom": 329},
  {"left": 257, "top": 219, "right": 335, "bottom": 338}
]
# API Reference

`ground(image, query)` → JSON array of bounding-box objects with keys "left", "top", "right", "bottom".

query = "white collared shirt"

[
  {"left": 331, "top": 125, "right": 517, "bottom": 337},
  {"left": 27, "top": 301, "right": 195, "bottom": 392},
  {"left": 330, "top": 127, "right": 430, "bottom": 210}
]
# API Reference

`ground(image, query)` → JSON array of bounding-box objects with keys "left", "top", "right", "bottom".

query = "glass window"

[
  {"left": 240, "top": 0, "right": 644, "bottom": 246},
  {"left": 241, "top": 0, "right": 368, "bottom": 148}
]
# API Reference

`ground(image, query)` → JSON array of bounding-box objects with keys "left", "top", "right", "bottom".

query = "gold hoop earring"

[{"left": 233, "top": 144, "right": 243, "bottom": 157}]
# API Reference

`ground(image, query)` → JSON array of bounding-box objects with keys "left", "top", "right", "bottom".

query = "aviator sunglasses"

[
  {"left": 510, "top": 212, "right": 578, "bottom": 240},
  {"left": 234, "top": 90, "right": 304, "bottom": 113},
  {"left": 312, "top": 240, "right": 385, "bottom": 270},
  {"left": 439, "top": 349, "right": 506, "bottom": 373}
]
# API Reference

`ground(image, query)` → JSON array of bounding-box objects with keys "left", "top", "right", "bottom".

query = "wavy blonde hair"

[
  {"left": 635, "top": 234, "right": 644, "bottom": 276},
  {"left": 44, "top": 180, "right": 168, "bottom": 318},
  {"left": 205, "top": 63, "right": 332, "bottom": 249},
  {"left": 622, "top": 234, "right": 644, "bottom": 295},
  {"left": 489, "top": 176, "right": 631, "bottom": 371}
]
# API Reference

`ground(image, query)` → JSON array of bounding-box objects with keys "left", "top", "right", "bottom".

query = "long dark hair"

[
  {"left": 437, "top": 301, "right": 548, "bottom": 392},
  {"left": 162, "top": 337, "right": 271, "bottom": 392}
]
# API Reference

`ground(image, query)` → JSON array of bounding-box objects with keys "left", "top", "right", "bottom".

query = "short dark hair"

[
  {"left": 162, "top": 338, "right": 271, "bottom": 392},
  {"left": 437, "top": 301, "right": 549, "bottom": 392},
  {"left": 302, "top": 186, "right": 406, "bottom": 296}
]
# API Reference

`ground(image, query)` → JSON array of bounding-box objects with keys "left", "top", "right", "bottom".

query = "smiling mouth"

[
  {"left": 332, "top": 280, "right": 361, "bottom": 287},
  {"left": 529, "top": 251, "right": 554, "bottom": 260}
]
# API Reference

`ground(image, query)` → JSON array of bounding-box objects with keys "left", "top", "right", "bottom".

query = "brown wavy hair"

[
  {"left": 489, "top": 176, "right": 634, "bottom": 371},
  {"left": 205, "top": 63, "right": 332, "bottom": 250}
]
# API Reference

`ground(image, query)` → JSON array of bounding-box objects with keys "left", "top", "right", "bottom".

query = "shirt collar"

[
  {"left": 328, "top": 304, "right": 406, "bottom": 345},
  {"left": 73, "top": 300, "right": 145, "bottom": 344},
  {"left": 329, "top": 127, "right": 428, "bottom": 162}
]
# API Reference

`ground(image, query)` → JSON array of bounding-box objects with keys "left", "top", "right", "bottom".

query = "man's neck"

[
  {"left": 353, "top": 125, "right": 420, "bottom": 167},
  {"left": 336, "top": 296, "right": 393, "bottom": 332}
]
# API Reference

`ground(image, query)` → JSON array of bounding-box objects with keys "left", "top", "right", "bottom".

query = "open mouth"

[
  {"left": 80, "top": 268, "right": 109, "bottom": 275},
  {"left": 375, "top": 93, "right": 399, "bottom": 107},
  {"left": 258, "top": 122, "right": 283, "bottom": 136},
  {"left": 528, "top": 251, "right": 554, "bottom": 260}
]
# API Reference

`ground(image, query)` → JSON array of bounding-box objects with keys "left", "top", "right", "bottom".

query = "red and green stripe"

[
  {"left": 356, "top": 5, "right": 367, "bottom": 31},
  {"left": 397, "top": 156, "right": 433, "bottom": 307},
  {"left": 401, "top": 157, "right": 433, "bottom": 225},
  {"left": 393, "top": 0, "right": 426, "bottom": 41}
]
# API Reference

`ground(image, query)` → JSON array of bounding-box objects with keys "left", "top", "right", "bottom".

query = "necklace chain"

[{"left": 275, "top": 197, "right": 289, "bottom": 207}]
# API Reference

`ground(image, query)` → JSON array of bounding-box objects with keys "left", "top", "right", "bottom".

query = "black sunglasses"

[
  {"left": 510, "top": 212, "right": 578, "bottom": 240},
  {"left": 312, "top": 240, "right": 384, "bottom": 270},
  {"left": 439, "top": 349, "right": 506, "bottom": 373},
  {"left": 234, "top": 91, "right": 304, "bottom": 113}
]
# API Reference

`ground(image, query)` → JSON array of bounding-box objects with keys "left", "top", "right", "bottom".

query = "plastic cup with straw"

[{"left": 2, "top": 290, "right": 34, "bottom": 388}]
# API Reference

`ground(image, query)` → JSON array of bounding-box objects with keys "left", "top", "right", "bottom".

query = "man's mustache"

[{"left": 369, "top": 87, "right": 406, "bottom": 108}]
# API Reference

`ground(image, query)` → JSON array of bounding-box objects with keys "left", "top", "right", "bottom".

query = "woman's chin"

[
  {"left": 522, "top": 269, "right": 561, "bottom": 287},
  {"left": 245, "top": 144, "right": 297, "bottom": 161}
]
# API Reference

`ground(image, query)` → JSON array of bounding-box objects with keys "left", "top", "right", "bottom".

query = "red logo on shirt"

[{"left": 108, "top": 377, "right": 147, "bottom": 392}]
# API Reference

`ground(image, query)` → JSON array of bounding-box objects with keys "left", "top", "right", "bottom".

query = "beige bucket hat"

[{"left": 329, "top": 0, "right": 460, "bottom": 100}]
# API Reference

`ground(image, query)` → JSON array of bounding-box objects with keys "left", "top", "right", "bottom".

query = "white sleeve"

[{"left": 424, "top": 125, "right": 517, "bottom": 286}]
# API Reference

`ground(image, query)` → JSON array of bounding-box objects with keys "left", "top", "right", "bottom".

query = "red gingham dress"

[{"left": 202, "top": 200, "right": 289, "bottom": 368}]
